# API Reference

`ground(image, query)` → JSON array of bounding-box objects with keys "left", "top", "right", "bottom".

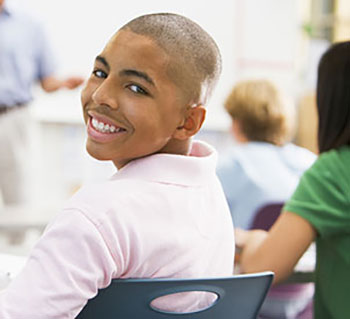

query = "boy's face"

[{"left": 81, "top": 30, "right": 188, "bottom": 169}]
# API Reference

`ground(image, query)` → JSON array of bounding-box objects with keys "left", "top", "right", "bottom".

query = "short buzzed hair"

[
  {"left": 120, "top": 13, "right": 222, "bottom": 105},
  {"left": 225, "top": 79, "right": 295, "bottom": 145}
]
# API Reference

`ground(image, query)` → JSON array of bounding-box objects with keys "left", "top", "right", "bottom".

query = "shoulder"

[
  {"left": 217, "top": 142, "right": 278, "bottom": 175},
  {"left": 287, "top": 147, "right": 350, "bottom": 208},
  {"left": 67, "top": 178, "right": 147, "bottom": 203},
  {"left": 217, "top": 144, "right": 251, "bottom": 167},
  {"left": 216, "top": 147, "right": 252, "bottom": 195},
  {"left": 6, "top": 5, "right": 44, "bottom": 33},
  {"left": 283, "top": 143, "right": 316, "bottom": 162},
  {"left": 276, "top": 143, "right": 316, "bottom": 173},
  {"left": 217, "top": 149, "right": 241, "bottom": 178},
  {"left": 285, "top": 147, "right": 350, "bottom": 235},
  {"left": 317, "top": 146, "right": 350, "bottom": 164},
  {"left": 310, "top": 146, "right": 350, "bottom": 186},
  {"left": 283, "top": 143, "right": 316, "bottom": 158},
  {"left": 63, "top": 178, "right": 161, "bottom": 220},
  {"left": 310, "top": 146, "right": 349, "bottom": 175}
]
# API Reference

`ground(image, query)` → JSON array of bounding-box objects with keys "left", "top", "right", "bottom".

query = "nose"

[{"left": 91, "top": 79, "right": 119, "bottom": 109}]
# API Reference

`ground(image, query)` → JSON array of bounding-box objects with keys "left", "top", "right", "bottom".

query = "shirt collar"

[{"left": 112, "top": 140, "right": 218, "bottom": 187}]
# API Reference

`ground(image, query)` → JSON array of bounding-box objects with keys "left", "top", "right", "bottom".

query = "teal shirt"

[{"left": 284, "top": 146, "right": 350, "bottom": 319}]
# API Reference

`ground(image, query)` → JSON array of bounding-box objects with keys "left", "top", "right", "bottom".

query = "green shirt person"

[
  {"left": 236, "top": 41, "right": 350, "bottom": 319},
  {"left": 285, "top": 147, "right": 350, "bottom": 318}
]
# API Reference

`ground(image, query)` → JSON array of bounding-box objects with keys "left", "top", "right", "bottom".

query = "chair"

[
  {"left": 76, "top": 272, "right": 274, "bottom": 319},
  {"left": 250, "top": 203, "right": 314, "bottom": 319},
  {"left": 250, "top": 203, "right": 284, "bottom": 231}
]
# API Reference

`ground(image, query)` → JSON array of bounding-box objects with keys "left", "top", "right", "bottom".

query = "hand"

[
  {"left": 234, "top": 228, "right": 249, "bottom": 264},
  {"left": 235, "top": 228, "right": 249, "bottom": 248},
  {"left": 62, "top": 77, "right": 85, "bottom": 89}
]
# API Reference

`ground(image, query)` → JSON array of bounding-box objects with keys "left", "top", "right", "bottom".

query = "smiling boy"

[
  {"left": 83, "top": 30, "right": 194, "bottom": 166},
  {"left": 0, "top": 13, "right": 234, "bottom": 318}
]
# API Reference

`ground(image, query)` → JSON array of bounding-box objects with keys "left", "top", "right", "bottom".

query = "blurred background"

[{"left": 0, "top": 0, "right": 349, "bottom": 254}]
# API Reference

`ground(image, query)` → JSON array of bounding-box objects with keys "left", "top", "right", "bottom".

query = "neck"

[
  {"left": 113, "top": 139, "right": 192, "bottom": 170},
  {"left": 160, "top": 138, "right": 192, "bottom": 156},
  {"left": 234, "top": 134, "right": 249, "bottom": 144},
  {"left": 231, "top": 121, "right": 249, "bottom": 144}
]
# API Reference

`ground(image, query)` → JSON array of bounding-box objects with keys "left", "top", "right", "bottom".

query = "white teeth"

[{"left": 91, "top": 117, "right": 121, "bottom": 133}]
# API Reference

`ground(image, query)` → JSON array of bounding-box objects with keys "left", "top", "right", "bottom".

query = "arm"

[
  {"left": 40, "top": 75, "right": 84, "bottom": 92},
  {"left": 35, "top": 26, "right": 84, "bottom": 93},
  {"left": 0, "top": 210, "right": 116, "bottom": 319},
  {"left": 236, "top": 211, "right": 316, "bottom": 283}
]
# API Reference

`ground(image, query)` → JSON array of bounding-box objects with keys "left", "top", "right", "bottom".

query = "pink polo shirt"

[{"left": 0, "top": 140, "right": 234, "bottom": 319}]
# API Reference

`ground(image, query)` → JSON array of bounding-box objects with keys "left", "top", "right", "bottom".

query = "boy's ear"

[{"left": 173, "top": 105, "right": 206, "bottom": 140}]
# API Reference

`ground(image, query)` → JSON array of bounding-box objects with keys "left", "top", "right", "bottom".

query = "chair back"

[
  {"left": 250, "top": 202, "right": 284, "bottom": 231},
  {"left": 76, "top": 272, "right": 273, "bottom": 319}
]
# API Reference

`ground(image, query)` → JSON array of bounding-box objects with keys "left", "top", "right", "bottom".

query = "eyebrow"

[
  {"left": 95, "top": 55, "right": 155, "bottom": 87},
  {"left": 119, "top": 69, "right": 155, "bottom": 86},
  {"left": 95, "top": 56, "right": 110, "bottom": 70}
]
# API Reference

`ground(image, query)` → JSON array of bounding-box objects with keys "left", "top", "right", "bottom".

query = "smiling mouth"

[{"left": 90, "top": 116, "right": 126, "bottom": 134}]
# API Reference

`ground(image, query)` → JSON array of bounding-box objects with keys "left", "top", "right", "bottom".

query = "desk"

[
  {"left": 0, "top": 253, "right": 28, "bottom": 290},
  {"left": 0, "top": 253, "right": 27, "bottom": 279},
  {"left": 0, "top": 204, "right": 60, "bottom": 253},
  {"left": 0, "top": 204, "right": 59, "bottom": 233},
  {"left": 284, "top": 270, "right": 314, "bottom": 284},
  {"left": 286, "top": 243, "right": 315, "bottom": 283}
]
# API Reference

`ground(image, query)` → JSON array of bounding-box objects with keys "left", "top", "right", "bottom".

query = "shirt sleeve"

[
  {"left": 34, "top": 22, "right": 57, "bottom": 80},
  {"left": 284, "top": 151, "right": 350, "bottom": 237},
  {"left": 0, "top": 209, "right": 116, "bottom": 319}
]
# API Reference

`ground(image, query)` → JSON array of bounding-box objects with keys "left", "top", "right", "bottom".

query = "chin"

[{"left": 86, "top": 144, "right": 111, "bottom": 161}]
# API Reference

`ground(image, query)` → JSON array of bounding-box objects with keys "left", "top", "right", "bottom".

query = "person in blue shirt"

[
  {"left": 217, "top": 79, "right": 316, "bottom": 318},
  {"left": 217, "top": 79, "right": 316, "bottom": 230},
  {"left": 0, "top": 0, "right": 84, "bottom": 205}
]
